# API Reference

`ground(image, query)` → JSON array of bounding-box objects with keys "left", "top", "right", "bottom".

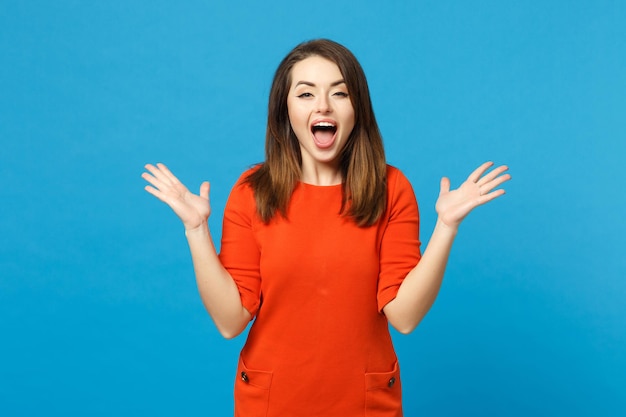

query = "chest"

[{"left": 253, "top": 185, "right": 384, "bottom": 299}]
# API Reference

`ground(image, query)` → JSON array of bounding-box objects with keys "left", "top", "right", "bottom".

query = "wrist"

[
  {"left": 435, "top": 217, "right": 459, "bottom": 236},
  {"left": 184, "top": 220, "right": 209, "bottom": 236}
]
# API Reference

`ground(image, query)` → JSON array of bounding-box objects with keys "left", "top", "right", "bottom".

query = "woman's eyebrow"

[{"left": 294, "top": 79, "right": 346, "bottom": 87}]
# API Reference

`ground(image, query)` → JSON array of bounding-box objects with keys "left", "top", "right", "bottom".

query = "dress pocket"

[
  {"left": 365, "top": 361, "right": 403, "bottom": 417},
  {"left": 234, "top": 356, "right": 273, "bottom": 417}
]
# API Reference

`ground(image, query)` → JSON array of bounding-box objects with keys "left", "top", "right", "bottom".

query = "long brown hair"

[{"left": 246, "top": 39, "right": 387, "bottom": 227}]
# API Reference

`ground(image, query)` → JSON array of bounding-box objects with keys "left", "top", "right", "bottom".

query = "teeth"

[{"left": 313, "top": 122, "right": 336, "bottom": 127}]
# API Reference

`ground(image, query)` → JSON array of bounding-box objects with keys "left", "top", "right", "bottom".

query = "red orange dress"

[{"left": 219, "top": 165, "right": 421, "bottom": 417}]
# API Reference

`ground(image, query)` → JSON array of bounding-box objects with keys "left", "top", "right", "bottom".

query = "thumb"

[
  {"left": 439, "top": 177, "right": 450, "bottom": 195},
  {"left": 199, "top": 181, "right": 210, "bottom": 200}
]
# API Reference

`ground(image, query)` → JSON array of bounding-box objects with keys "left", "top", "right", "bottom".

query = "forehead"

[{"left": 290, "top": 56, "right": 344, "bottom": 86}]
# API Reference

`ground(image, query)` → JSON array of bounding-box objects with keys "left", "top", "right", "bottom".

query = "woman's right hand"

[{"left": 142, "top": 163, "right": 211, "bottom": 231}]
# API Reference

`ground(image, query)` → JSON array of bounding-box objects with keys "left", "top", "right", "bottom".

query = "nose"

[{"left": 316, "top": 94, "right": 332, "bottom": 113}]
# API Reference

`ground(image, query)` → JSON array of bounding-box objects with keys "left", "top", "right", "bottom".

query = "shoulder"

[
  {"left": 225, "top": 165, "right": 262, "bottom": 208},
  {"left": 386, "top": 164, "right": 414, "bottom": 195},
  {"left": 235, "top": 164, "right": 263, "bottom": 186},
  {"left": 231, "top": 164, "right": 263, "bottom": 192},
  {"left": 384, "top": 164, "right": 418, "bottom": 217}
]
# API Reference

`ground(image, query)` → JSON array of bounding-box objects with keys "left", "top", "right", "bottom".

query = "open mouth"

[{"left": 311, "top": 121, "right": 337, "bottom": 148}]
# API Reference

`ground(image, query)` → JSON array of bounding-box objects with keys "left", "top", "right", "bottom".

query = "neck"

[{"left": 300, "top": 163, "right": 342, "bottom": 186}]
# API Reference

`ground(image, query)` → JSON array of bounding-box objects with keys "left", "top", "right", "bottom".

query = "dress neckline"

[{"left": 297, "top": 181, "right": 343, "bottom": 189}]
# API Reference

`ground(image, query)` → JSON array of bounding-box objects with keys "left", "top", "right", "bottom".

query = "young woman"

[{"left": 142, "top": 39, "right": 510, "bottom": 417}]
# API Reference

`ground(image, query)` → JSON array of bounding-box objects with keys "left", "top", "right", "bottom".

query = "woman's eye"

[
  {"left": 297, "top": 92, "right": 313, "bottom": 98},
  {"left": 333, "top": 92, "right": 349, "bottom": 97}
]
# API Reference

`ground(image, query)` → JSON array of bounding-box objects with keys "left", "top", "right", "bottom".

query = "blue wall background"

[{"left": 1, "top": 1, "right": 624, "bottom": 415}]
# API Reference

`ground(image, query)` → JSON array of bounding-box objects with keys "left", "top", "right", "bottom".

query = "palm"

[
  {"left": 436, "top": 162, "right": 510, "bottom": 229},
  {"left": 142, "top": 163, "right": 211, "bottom": 230}
]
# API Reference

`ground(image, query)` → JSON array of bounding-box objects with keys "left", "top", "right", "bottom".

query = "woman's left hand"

[{"left": 435, "top": 161, "right": 511, "bottom": 230}]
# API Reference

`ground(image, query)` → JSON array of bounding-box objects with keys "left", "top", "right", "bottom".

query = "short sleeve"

[
  {"left": 218, "top": 173, "right": 262, "bottom": 317},
  {"left": 377, "top": 167, "right": 422, "bottom": 312}
]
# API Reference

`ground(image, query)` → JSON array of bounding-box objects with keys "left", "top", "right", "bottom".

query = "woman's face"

[{"left": 287, "top": 56, "right": 355, "bottom": 182}]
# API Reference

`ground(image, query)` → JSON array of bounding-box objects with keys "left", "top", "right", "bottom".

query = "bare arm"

[
  {"left": 383, "top": 162, "right": 511, "bottom": 334},
  {"left": 142, "top": 163, "right": 250, "bottom": 338}
]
